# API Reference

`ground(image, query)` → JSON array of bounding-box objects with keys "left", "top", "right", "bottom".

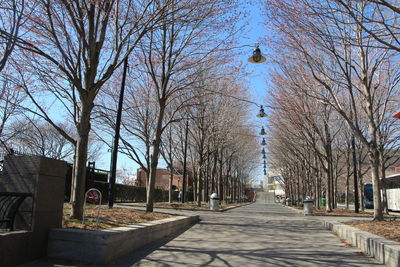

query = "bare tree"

[
  {"left": 0, "top": 74, "right": 25, "bottom": 143},
  {"left": 10, "top": 0, "right": 171, "bottom": 219},
  {"left": 0, "top": 0, "right": 27, "bottom": 72},
  {"left": 265, "top": 0, "right": 400, "bottom": 220},
  {"left": 10, "top": 119, "right": 74, "bottom": 160},
  {"left": 134, "top": 0, "right": 242, "bottom": 212},
  {"left": 334, "top": 0, "right": 400, "bottom": 52}
]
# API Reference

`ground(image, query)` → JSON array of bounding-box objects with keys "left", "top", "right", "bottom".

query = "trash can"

[
  {"left": 320, "top": 197, "right": 326, "bottom": 206},
  {"left": 303, "top": 197, "right": 313, "bottom": 215},
  {"left": 286, "top": 198, "right": 292, "bottom": 206},
  {"left": 210, "top": 193, "right": 220, "bottom": 210}
]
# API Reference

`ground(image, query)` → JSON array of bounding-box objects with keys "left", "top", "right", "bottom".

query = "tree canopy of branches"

[{"left": 264, "top": 0, "right": 400, "bottom": 220}]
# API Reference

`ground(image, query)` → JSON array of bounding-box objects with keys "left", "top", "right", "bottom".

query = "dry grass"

[
  {"left": 127, "top": 201, "right": 243, "bottom": 210},
  {"left": 128, "top": 202, "right": 210, "bottom": 210},
  {"left": 312, "top": 208, "right": 373, "bottom": 217},
  {"left": 63, "top": 203, "right": 173, "bottom": 231},
  {"left": 345, "top": 220, "right": 400, "bottom": 243}
]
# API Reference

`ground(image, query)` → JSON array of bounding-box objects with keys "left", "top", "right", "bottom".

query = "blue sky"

[{"left": 237, "top": 0, "right": 271, "bottom": 183}]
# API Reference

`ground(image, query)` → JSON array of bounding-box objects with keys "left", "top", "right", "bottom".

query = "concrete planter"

[
  {"left": 48, "top": 215, "right": 199, "bottom": 264},
  {"left": 323, "top": 221, "right": 400, "bottom": 267}
]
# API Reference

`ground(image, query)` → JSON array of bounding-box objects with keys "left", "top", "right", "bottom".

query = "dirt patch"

[
  {"left": 290, "top": 205, "right": 400, "bottom": 243},
  {"left": 345, "top": 220, "right": 400, "bottom": 243},
  {"left": 312, "top": 208, "right": 373, "bottom": 217},
  {"left": 129, "top": 202, "right": 210, "bottom": 210},
  {"left": 63, "top": 203, "right": 173, "bottom": 231},
  {"left": 291, "top": 206, "right": 373, "bottom": 217}
]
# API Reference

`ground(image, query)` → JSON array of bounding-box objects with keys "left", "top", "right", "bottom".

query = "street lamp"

[
  {"left": 248, "top": 44, "right": 266, "bottom": 63},
  {"left": 261, "top": 138, "right": 266, "bottom": 146},
  {"left": 257, "top": 105, "right": 267, "bottom": 118},
  {"left": 247, "top": 44, "right": 268, "bottom": 180},
  {"left": 259, "top": 127, "right": 266, "bottom": 135},
  {"left": 108, "top": 58, "right": 128, "bottom": 208},
  {"left": 182, "top": 120, "right": 189, "bottom": 203}
]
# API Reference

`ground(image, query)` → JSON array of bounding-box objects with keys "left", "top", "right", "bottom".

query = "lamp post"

[
  {"left": 259, "top": 127, "right": 266, "bottom": 135},
  {"left": 182, "top": 120, "right": 189, "bottom": 203},
  {"left": 248, "top": 44, "right": 266, "bottom": 63},
  {"left": 261, "top": 138, "right": 266, "bottom": 146},
  {"left": 257, "top": 105, "right": 267, "bottom": 118},
  {"left": 108, "top": 58, "right": 128, "bottom": 208}
]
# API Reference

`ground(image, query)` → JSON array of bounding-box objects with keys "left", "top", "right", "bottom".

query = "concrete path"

[
  {"left": 23, "top": 203, "right": 382, "bottom": 267},
  {"left": 114, "top": 203, "right": 381, "bottom": 266}
]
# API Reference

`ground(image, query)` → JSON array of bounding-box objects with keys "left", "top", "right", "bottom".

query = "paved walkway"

[{"left": 24, "top": 203, "right": 382, "bottom": 267}]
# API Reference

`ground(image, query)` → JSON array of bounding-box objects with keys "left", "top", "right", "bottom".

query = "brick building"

[{"left": 136, "top": 168, "right": 189, "bottom": 191}]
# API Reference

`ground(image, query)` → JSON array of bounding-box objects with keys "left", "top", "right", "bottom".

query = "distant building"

[
  {"left": 264, "top": 171, "right": 285, "bottom": 196},
  {"left": 136, "top": 168, "right": 188, "bottom": 191}
]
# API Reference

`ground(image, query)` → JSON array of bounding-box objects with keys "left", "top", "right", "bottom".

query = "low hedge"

[{"left": 66, "top": 180, "right": 181, "bottom": 203}]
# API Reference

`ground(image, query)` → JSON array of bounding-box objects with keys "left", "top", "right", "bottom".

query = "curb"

[
  {"left": 282, "top": 204, "right": 400, "bottom": 266},
  {"left": 322, "top": 220, "right": 400, "bottom": 267},
  {"left": 47, "top": 215, "right": 199, "bottom": 264}
]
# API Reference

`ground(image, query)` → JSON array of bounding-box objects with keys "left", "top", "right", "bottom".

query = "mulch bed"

[
  {"left": 128, "top": 202, "right": 210, "bottom": 210},
  {"left": 63, "top": 203, "right": 173, "bottom": 231},
  {"left": 126, "top": 202, "right": 242, "bottom": 210},
  {"left": 312, "top": 208, "right": 373, "bottom": 217},
  {"left": 345, "top": 220, "right": 400, "bottom": 243},
  {"left": 291, "top": 206, "right": 400, "bottom": 243}
]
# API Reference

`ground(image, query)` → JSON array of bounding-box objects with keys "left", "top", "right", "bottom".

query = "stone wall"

[{"left": 0, "top": 155, "right": 67, "bottom": 266}]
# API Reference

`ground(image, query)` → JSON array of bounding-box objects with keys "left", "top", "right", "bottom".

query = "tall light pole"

[
  {"left": 182, "top": 120, "right": 189, "bottom": 203},
  {"left": 108, "top": 58, "right": 128, "bottom": 208}
]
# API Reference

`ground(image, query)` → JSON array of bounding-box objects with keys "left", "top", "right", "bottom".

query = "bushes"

[{"left": 65, "top": 164, "right": 181, "bottom": 203}]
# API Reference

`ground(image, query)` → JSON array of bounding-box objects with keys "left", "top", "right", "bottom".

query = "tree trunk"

[
  {"left": 345, "top": 173, "right": 349, "bottom": 209},
  {"left": 211, "top": 151, "right": 217, "bottom": 193},
  {"left": 368, "top": 147, "right": 383, "bottom": 221},
  {"left": 146, "top": 102, "right": 165, "bottom": 212},
  {"left": 379, "top": 150, "right": 389, "bottom": 214},
  {"left": 197, "top": 165, "right": 202, "bottom": 207},
  {"left": 169, "top": 163, "right": 173, "bottom": 203},
  {"left": 218, "top": 149, "right": 223, "bottom": 198},
  {"left": 70, "top": 102, "right": 92, "bottom": 219},
  {"left": 324, "top": 160, "right": 333, "bottom": 212},
  {"left": 359, "top": 169, "right": 364, "bottom": 212}
]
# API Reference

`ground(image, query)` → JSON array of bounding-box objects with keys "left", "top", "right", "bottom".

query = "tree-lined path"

[
  {"left": 117, "top": 204, "right": 380, "bottom": 266},
  {"left": 24, "top": 203, "right": 382, "bottom": 266}
]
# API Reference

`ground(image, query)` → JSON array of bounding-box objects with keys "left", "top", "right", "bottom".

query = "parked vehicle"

[
  {"left": 363, "top": 174, "right": 400, "bottom": 211},
  {"left": 363, "top": 182, "right": 374, "bottom": 209}
]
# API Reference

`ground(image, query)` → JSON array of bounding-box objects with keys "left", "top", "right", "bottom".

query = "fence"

[{"left": 64, "top": 164, "right": 186, "bottom": 203}]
